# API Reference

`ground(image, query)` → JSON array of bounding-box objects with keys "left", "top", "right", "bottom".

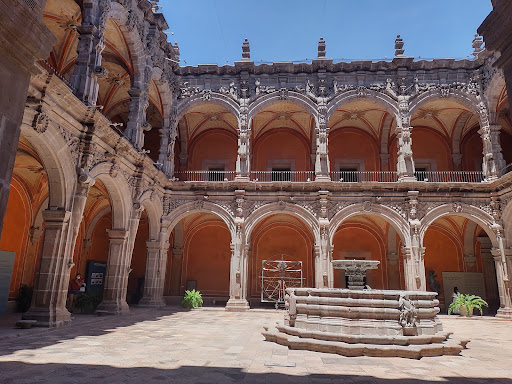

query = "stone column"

[
  {"left": 0, "top": 0, "right": 55, "bottom": 241},
  {"left": 491, "top": 248, "right": 512, "bottom": 319},
  {"left": 22, "top": 209, "right": 73, "bottom": 327},
  {"left": 159, "top": 107, "right": 178, "bottom": 178},
  {"left": 226, "top": 222, "right": 250, "bottom": 311},
  {"left": 314, "top": 106, "right": 330, "bottom": 181},
  {"left": 235, "top": 105, "right": 251, "bottom": 181},
  {"left": 402, "top": 246, "right": 426, "bottom": 291},
  {"left": 97, "top": 229, "right": 131, "bottom": 315},
  {"left": 139, "top": 234, "right": 170, "bottom": 308},
  {"left": 69, "top": 0, "right": 111, "bottom": 105},
  {"left": 479, "top": 236, "right": 500, "bottom": 312},
  {"left": 396, "top": 126, "right": 416, "bottom": 181},
  {"left": 170, "top": 246, "right": 183, "bottom": 296},
  {"left": 484, "top": 124, "right": 506, "bottom": 176},
  {"left": 125, "top": 87, "right": 152, "bottom": 150}
]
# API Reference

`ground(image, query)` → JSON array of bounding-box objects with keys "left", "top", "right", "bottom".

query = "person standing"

[{"left": 67, "top": 273, "right": 84, "bottom": 312}]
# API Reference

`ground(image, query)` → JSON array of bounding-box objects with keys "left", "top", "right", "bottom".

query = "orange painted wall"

[
  {"left": 88, "top": 214, "right": 111, "bottom": 265},
  {"left": 423, "top": 226, "right": 463, "bottom": 306},
  {"left": 412, "top": 128, "right": 452, "bottom": 171},
  {"left": 188, "top": 130, "right": 237, "bottom": 171},
  {"left": 128, "top": 213, "right": 149, "bottom": 298},
  {"left": 252, "top": 129, "right": 311, "bottom": 171},
  {"left": 332, "top": 225, "right": 386, "bottom": 289},
  {"left": 183, "top": 222, "right": 231, "bottom": 296},
  {"left": 250, "top": 220, "right": 314, "bottom": 298},
  {"left": 0, "top": 183, "right": 30, "bottom": 298},
  {"left": 461, "top": 129, "right": 483, "bottom": 171},
  {"left": 329, "top": 129, "right": 379, "bottom": 171}
]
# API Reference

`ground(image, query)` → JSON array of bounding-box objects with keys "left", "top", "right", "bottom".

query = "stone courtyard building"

[{"left": 0, "top": 0, "right": 512, "bottom": 327}]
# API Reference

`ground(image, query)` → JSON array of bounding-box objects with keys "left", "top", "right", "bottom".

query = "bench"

[{"left": 16, "top": 320, "right": 37, "bottom": 329}]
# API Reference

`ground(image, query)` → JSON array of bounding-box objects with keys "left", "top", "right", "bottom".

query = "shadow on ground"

[
  {"left": 0, "top": 306, "right": 187, "bottom": 356},
  {"left": 0, "top": 362, "right": 507, "bottom": 384}
]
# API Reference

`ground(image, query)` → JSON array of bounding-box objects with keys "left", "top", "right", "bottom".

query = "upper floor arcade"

[{"left": 31, "top": 0, "right": 512, "bottom": 191}]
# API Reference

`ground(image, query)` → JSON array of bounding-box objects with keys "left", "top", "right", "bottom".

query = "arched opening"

[
  {"left": 331, "top": 214, "right": 403, "bottom": 290},
  {"left": 461, "top": 127, "right": 484, "bottom": 171},
  {"left": 496, "top": 87, "right": 512, "bottom": 168},
  {"left": 411, "top": 98, "right": 480, "bottom": 172},
  {"left": 423, "top": 214, "right": 500, "bottom": 314},
  {"left": 175, "top": 103, "right": 238, "bottom": 181},
  {"left": 248, "top": 213, "right": 314, "bottom": 306},
  {"left": 164, "top": 212, "right": 232, "bottom": 304},
  {"left": 252, "top": 102, "right": 314, "bottom": 181},
  {"left": 0, "top": 136, "right": 49, "bottom": 303}
]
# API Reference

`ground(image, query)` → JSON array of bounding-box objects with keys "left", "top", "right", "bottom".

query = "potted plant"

[
  {"left": 448, "top": 293, "right": 488, "bottom": 317},
  {"left": 180, "top": 289, "right": 203, "bottom": 309}
]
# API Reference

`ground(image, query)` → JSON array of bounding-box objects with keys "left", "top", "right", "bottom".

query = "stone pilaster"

[
  {"left": 124, "top": 86, "right": 152, "bottom": 150},
  {"left": 139, "top": 235, "right": 170, "bottom": 308},
  {"left": 170, "top": 246, "right": 183, "bottom": 296},
  {"left": 21, "top": 226, "right": 44, "bottom": 286},
  {"left": 97, "top": 229, "right": 131, "bottom": 315},
  {"left": 480, "top": 124, "right": 505, "bottom": 181},
  {"left": 235, "top": 102, "right": 250, "bottom": 180},
  {"left": 314, "top": 105, "right": 330, "bottom": 181},
  {"left": 479, "top": 236, "right": 500, "bottom": 312},
  {"left": 226, "top": 220, "right": 250, "bottom": 311},
  {"left": 491, "top": 248, "right": 512, "bottom": 319},
  {"left": 0, "top": 0, "right": 55, "bottom": 241},
  {"left": 22, "top": 209, "right": 73, "bottom": 327},
  {"left": 159, "top": 107, "right": 178, "bottom": 178}
]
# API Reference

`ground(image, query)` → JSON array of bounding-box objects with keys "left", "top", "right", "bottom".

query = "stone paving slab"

[{"left": 0, "top": 307, "right": 510, "bottom": 383}]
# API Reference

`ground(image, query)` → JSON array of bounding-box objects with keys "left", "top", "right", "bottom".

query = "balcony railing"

[
  {"left": 174, "top": 171, "right": 236, "bottom": 182},
  {"left": 250, "top": 171, "right": 315, "bottom": 182},
  {"left": 330, "top": 171, "right": 399, "bottom": 183},
  {"left": 414, "top": 171, "right": 484, "bottom": 183}
]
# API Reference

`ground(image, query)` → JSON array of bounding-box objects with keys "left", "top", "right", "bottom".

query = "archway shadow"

[{"left": 0, "top": 362, "right": 509, "bottom": 384}]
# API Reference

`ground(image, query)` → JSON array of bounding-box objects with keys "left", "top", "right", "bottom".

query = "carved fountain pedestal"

[
  {"left": 332, "top": 259, "right": 380, "bottom": 290},
  {"left": 262, "top": 260, "right": 469, "bottom": 359}
]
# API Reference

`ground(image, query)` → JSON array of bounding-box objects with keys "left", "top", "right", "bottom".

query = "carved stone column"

[
  {"left": 0, "top": 0, "right": 55, "bottom": 241},
  {"left": 226, "top": 218, "right": 250, "bottom": 311},
  {"left": 481, "top": 124, "right": 506, "bottom": 179},
  {"left": 396, "top": 126, "right": 416, "bottom": 181},
  {"left": 139, "top": 233, "right": 170, "bottom": 308},
  {"left": 69, "top": 0, "right": 110, "bottom": 105},
  {"left": 97, "top": 229, "right": 131, "bottom": 315},
  {"left": 170, "top": 246, "right": 183, "bottom": 296},
  {"left": 21, "top": 226, "right": 44, "bottom": 286},
  {"left": 235, "top": 102, "right": 250, "bottom": 180},
  {"left": 314, "top": 106, "right": 330, "bottom": 180},
  {"left": 402, "top": 245, "right": 426, "bottom": 291},
  {"left": 124, "top": 86, "right": 152, "bottom": 150},
  {"left": 479, "top": 236, "right": 500, "bottom": 312},
  {"left": 491, "top": 248, "right": 512, "bottom": 319},
  {"left": 22, "top": 209, "right": 73, "bottom": 327}
]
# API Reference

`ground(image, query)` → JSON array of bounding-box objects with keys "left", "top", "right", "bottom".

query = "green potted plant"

[
  {"left": 180, "top": 289, "right": 203, "bottom": 309},
  {"left": 448, "top": 293, "right": 488, "bottom": 317}
]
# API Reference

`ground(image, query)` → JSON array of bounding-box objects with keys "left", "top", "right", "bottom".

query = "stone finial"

[
  {"left": 395, "top": 35, "right": 405, "bottom": 57},
  {"left": 472, "top": 34, "right": 484, "bottom": 57},
  {"left": 318, "top": 37, "right": 326, "bottom": 58},
  {"left": 242, "top": 38, "right": 250, "bottom": 61},
  {"left": 150, "top": 0, "right": 161, "bottom": 13}
]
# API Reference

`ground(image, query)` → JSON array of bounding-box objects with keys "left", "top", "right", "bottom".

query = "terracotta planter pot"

[{"left": 459, "top": 306, "right": 474, "bottom": 317}]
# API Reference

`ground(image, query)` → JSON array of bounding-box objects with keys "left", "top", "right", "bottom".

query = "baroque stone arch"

[
  {"left": 419, "top": 204, "right": 498, "bottom": 248},
  {"left": 328, "top": 203, "right": 410, "bottom": 248},
  {"left": 176, "top": 93, "right": 241, "bottom": 125},
  {"left": 247, "top": 91, "right": 319, "bottom": 123},
  {"left": 244, "top": 202, "right": 321, "bottom": 246},
  {"left": 20, "top": 122, "right": 76, "bottom": 211},
  {"left": 409, "top": 89, "right": 481, "bottom": 119},
  {"left": 164, "top": 201, "right": 236, "bottom": 238},
  {"left": 500, "top": 199, "right": 512, "bottom": 248},
  {"left": 89, "top": 162, "right": 133, "bottom": 230},
  {"left": 326, "top": 90, "right": 400, "bottom": 122},
  {"left": 139, "top": 189, "right": 163, "bottom": 241}
]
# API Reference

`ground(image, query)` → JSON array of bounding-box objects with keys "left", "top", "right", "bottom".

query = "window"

[
  {"left": 339, "top": 167, "right": 358, "bottom": 182},
  {"left": 208, "top": 167, "right": 225, "bottom": 181},
  {"left": 271, "top": 167, "right": 291, "bottom": 182}
]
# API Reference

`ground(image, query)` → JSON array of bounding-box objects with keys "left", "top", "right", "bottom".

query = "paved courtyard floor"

[{"left": 0, "top": 307, "right": 510, "bottom": 383}]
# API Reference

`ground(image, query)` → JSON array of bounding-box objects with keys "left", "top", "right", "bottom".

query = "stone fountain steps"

[
  {"left": 295, "top": 304, "right": 440, "bottom": 320},
  {"left": 263, "top": 326, "right": 467, "bottom": 359},
  {"left": 276, "top": 324, "right": 451, "bottom": 345}
]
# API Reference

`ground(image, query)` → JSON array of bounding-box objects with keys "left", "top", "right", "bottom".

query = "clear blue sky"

[{"left": 161, "top": 0, "right": 493, "bottom": 66}]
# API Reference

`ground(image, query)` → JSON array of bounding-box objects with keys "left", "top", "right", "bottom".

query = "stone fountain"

[
  {"left": 262, "top": 259, "right": 469, "bottom": 359},
  {"left": 332, "top": 259, "right": 380, "bottom": 289}
]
